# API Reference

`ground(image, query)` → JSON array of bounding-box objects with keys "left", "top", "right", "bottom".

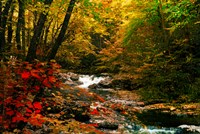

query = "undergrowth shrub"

[{"left": 0, "top": 59, "right": 61, "bottom": 132}]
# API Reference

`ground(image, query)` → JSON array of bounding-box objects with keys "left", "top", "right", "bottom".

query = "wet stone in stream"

[{"left": 97, "top": 122, "right": 119, "bottom": 130}]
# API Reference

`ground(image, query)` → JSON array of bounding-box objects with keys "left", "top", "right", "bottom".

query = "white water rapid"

[{"left": 78, "top": 75, "right": 105, "bottom": 88}]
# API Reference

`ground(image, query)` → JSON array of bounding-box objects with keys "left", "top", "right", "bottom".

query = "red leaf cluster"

[
  {"left": 21, "top": 71, "right": 31, "bottom": 79},
  {"left": 33, "top": 102, "right": 42, "bottom": 109},
  {"left": 90, "top": 109, "right": 100, "bottom": 115},
  {"left": 0, "top": 60, "right": 62, "bottom": 130}
]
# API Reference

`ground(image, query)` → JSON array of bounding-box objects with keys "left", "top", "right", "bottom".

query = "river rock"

[
  {"left": 58, "top": 72, "right": 81, "bottom": 84},
  {"left": 58, "top": 101, "right": 91, "bottom": 122},
  {"left": 178, "top": 125, "right": 200, "bottom": 133},
  {"left": 87, "top": 101, "right": 127, "bottom": 132},
  {"left": 60, "top": 72, "right": 82, "bottom": 87},
  {"left": 98, "top": 122, "right": 119, "bottom": 130},
  {"left": 65, "top": 80, "right": 83, "bottom": 87},
  {"left": 68, "top": 72, "right": 79, "bottom": 81},
  {"left": 88, "top": 84, "right": 99, "bottom": 89},
  {"left": 98, "top": 77, "right": 113, "bottom": 88},
  {"left": 58, "top": 73, "right": 69, "bottom": 82},
  {"left": 65, "top": 80, "right": 79, "bottom": 87}
]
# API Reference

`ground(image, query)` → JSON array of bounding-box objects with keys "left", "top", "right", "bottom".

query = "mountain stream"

[{"left": 77, "top": 75, "right": 200, "bottom": 134}]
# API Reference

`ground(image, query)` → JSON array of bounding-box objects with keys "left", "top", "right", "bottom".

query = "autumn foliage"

[{"left": 0, "top": 59, "right": 61, "bottom": 131}]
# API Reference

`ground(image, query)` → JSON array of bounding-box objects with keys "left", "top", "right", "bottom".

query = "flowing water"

[
  {"left": 78, "top": 75, "right": 105, "bottom": 89},
  {"left": 78, "top": 75, "right": 200, "bottom": 134}
]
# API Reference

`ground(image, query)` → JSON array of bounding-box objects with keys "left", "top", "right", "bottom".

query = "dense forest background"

[{"left": 0, "top": 0, "right": 200, "bottom": 102}]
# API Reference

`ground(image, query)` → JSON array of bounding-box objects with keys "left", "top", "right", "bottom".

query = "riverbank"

[{"left": 3, "top": 72, "right": 200, "bottom": 133}]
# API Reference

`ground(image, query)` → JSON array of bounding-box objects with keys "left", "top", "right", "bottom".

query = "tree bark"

[
  {"left": 22, "top": 17, "right": 26, "bottom": 56},
  {"left": 0, "top": 0, "right": 13, "bottom": 52},
  {"left": 18, "top": 0, "right": 25, "bottom": 56},
  {"left": 26, "top": 0, "right": 53, "bottom": 62},
  {"left": 27, "top": 10, "right": 31, "bottom": 51},
  {"left": 43, "top": 19, "right": 52, "bottom": 54},
  {"left": 16, "top": 0, "right": 25, "bottom": 50},
  {"left": 158, "top": 0, "right": 168, "bottom": 45},
  {"left": 0, "top": 1, "right": 2, "bottom": 25},
  {"left": 18, "top": 0, "right": 26, "bottom": 56},
  {"left": 47, "top": 0, "right": 76, "bottom": 60},
  {"left": 7, "top": 5, "right": 15, "bottom": 51}
]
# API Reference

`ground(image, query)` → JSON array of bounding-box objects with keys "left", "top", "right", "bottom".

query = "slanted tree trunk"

[
  {"left": 26, "top": 0, "right": 53, "bottom": 62},
  {"left": 41, "top": 19, "right": 52, "bottom": 56},
  {"left": 47, "top": 0, "right": 76, "bottom": 60},
  {"left": 0, "top": 0, "right": 13, "bottom": 52},
  {"left": 7, "top": 5, "right": 15, "bottom": 51}
]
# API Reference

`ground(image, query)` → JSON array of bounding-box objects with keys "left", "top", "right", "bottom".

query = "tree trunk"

[
  {"left": 27, "top": 10, "right": 31, "bottom": 51},
  {"left": 158, "top": 0, "right": 168, "bottom": 45},
  {"left": 0, "top": 1, "right": 2, "bottom": 25},
  {"left": 51, "top": 21, "right": 62, "bottom": 45},
  {"left": 26, "top": 0, "right": 53, "bottom": 62},
  {"left": 16, "top": 0, "right": 25, "bottom": 50},
  {"left": 22, "top": 19, "right": 26, "bottom": 56},
  {"left": 47, "top": 0, "right": 76, "bottom": 60},
  {"left": 0, "top": 0, "right": 13, "bottom": 52},
  {"left": 42, "top": 19, "right": 52, "bottom": 55},
  {"left": 7, "top": 5, "right": 15, "bottom": 51}
]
